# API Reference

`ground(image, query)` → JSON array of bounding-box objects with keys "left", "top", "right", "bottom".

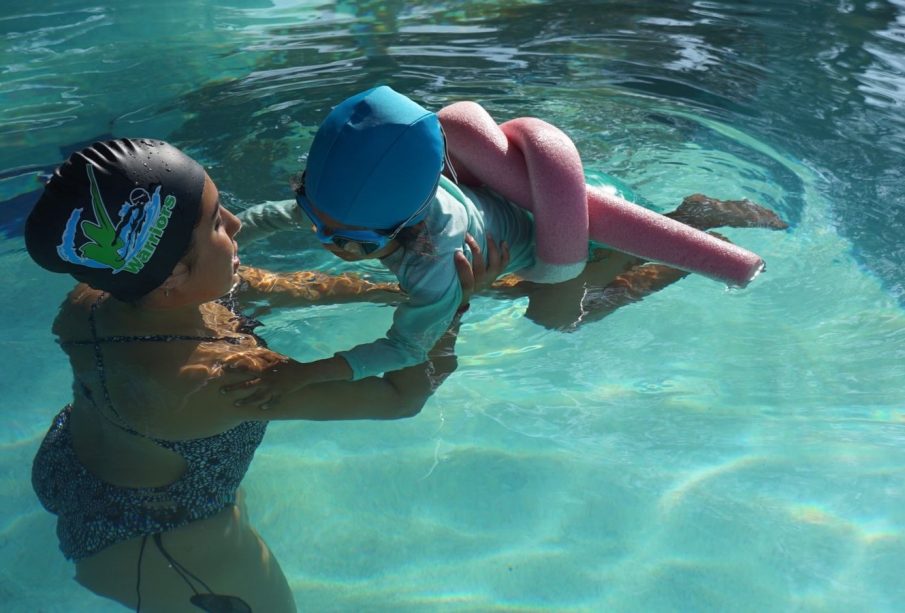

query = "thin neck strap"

[{"left": 84, "top": 296, "right": 240, "bottom": 437}]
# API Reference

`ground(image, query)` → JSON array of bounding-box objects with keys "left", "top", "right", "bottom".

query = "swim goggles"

[{"left": 294, "top": 171, "right": 437, "bottom": 256}]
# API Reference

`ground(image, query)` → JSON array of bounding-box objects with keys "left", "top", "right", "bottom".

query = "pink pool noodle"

[
  {"left": 438, "top": 101, "right": 764, "bottom": 286},
  {"left": 439, "top": 103, "right": 588, "bottom": 283}
]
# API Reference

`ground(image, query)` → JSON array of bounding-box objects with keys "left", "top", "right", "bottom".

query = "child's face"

[
  {"left": 323, "top": 238, "right": 400, "bottom": 261},
  {"left": 299, "top": 198, "right": 401, "bottom": 261}
]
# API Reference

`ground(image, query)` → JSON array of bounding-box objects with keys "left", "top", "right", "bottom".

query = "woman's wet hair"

[{"left": 24, "top": 138, "right": 206, "bottom": 301}]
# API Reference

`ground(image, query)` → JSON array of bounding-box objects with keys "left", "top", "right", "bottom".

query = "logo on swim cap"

[{"left": 56, "top": 165, "right": 177, "bottom": 275}]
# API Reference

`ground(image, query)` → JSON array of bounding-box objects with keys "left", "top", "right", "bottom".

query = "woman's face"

[{"left": 184, "top": 174, "right": 242, "bottom": 301}]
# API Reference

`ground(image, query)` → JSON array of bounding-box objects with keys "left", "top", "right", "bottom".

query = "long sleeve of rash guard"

[
  {"left": 336, "top": 253, "right": 463, "bottom": 380},
  {"left": 236, "top": 200, "right": 305, "bottom": 243}
]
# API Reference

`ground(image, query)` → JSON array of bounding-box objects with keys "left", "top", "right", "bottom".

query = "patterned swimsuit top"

[{"left": 56, "top": 293, "right": 268, "bottom": 535}]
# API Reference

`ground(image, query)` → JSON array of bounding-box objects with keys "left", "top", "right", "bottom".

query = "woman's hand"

[
  {"left": 218, "top": 356, "right": 293, "bottom": 410},
  {"left": 220, "top": 356, "right": 352, "bottom": 409},
  {"left": 455, "top": 233, "right": 510, "bottom": 307}
]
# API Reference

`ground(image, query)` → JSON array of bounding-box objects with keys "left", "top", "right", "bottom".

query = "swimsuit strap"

[
  {"left": 61, "top": 334, "right": 244, "bottom": 346},
  {"left": 217, "top": 284, "right": 268, "bottom": 346},
  {"left": 73, "top": 295, "right": 243, "bottom": 438}
]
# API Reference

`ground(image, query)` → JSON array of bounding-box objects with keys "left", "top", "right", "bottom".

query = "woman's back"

[{"left": 36, "top": 284, "right": 273, "bottom": 561}]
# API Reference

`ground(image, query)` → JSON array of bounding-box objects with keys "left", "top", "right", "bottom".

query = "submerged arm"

[
  {"left": 233, "top": 199, "right": 404, "bottom": 307},
  {"left": 242, "top": 321, "right": 461, "bottom": 421},
  {"left": 165, "top": 319, "right": 460, "bottom": 434},
  {"left": 220, "top": 247, "right": 491, "bottom": 407},
  {"left": 236, "top": 265, "right": 402, "bottom": 308}
]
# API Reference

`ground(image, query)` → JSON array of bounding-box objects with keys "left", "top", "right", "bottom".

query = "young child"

[{"left": 239, "top": 85, "right": 783, "bottom": 386}]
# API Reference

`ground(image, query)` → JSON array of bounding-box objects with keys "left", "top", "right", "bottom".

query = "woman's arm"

[
  {"left": 233, "top": 198, "right": 403, "bottom": 307},
  {"left": 236, "top": 265, "right": 402, "bottom": 308},
  {"left": 217, "top": 233, "right": 507, "bottom": 413},
  {"left": 233, "top": 319, "right": 462, "bottom": 422},
  {"left": 155, "top": 237, "right": 504, "bottom": 435},
  {"left": 148, "top": 321, "right": 457, "bottom": 437},
  {"left": 233, "top": 231, "right": 508, "bottom": 310}
]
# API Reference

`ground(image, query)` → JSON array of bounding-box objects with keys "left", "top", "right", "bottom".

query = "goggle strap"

[{"left": 441, "top": 126, "right": 459, "bottom": 185}]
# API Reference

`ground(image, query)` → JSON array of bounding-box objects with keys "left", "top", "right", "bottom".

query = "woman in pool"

[{"left": 24, "top": 138, "right": 500, "bottom": 612}]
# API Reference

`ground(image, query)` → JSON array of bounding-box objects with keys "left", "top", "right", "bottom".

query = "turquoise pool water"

[{"left": 2, "top": 1, "right": 905, "bottom": 611}]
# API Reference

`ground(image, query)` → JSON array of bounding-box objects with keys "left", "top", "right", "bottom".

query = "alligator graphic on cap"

[{"left": 56, "top": 165, "right": 177, "bottom": 274}]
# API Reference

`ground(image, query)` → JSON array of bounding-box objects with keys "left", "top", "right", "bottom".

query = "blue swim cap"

[{"left": 302, "top": 85, "right": 444, "bottom": 229}]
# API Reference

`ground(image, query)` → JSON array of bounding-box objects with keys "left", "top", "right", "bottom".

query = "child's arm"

[
  {"left": 337, "top": 293, "right": 460, "bottom": 380},
  {"left": 336, "top": 247, "right": 466, "bottom": 380},
  {"left": 221, "top": 243, "right": 499, "bottom": 404},
  {"left": 336, "top": 234, "right": 509, "bottom": 379},
  {"left": 236, "top": 199, "right": 306, "bottom": 244}
]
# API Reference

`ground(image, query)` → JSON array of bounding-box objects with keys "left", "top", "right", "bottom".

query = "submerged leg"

[
  {"left": 490, "top": 248, "right": 649, "bottom": 331},
  {"left": 574, "top": 195, "right": 789, "bottom": 327},
  {"left": 574, "top": 260, "right": 690, "bottom": 329},
  {"left": 585, "top": 185, "right": 766, "bottom": 287},
  {"left": 439, "top": 101, "right": 781, "bottom": 288},
  {"left": 665, "top": 193, "right": 789, "bottom": 231},
  {"left": 490, "top": 192, "right": 788, "bottom": 330},
  {"left": 75, "top": 502, "right": 296, "bottom": 612}
]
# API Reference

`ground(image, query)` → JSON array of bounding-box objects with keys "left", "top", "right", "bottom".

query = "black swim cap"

[{"left": 25, "top": 139, "right": 205, "bottom": 301}]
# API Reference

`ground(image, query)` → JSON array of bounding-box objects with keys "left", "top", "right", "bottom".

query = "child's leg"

[
  {"left": 438, "top": 102, "right": 588, "bottom": 283},
  {"left": 490, "top": 196, "right": 787, "bottom": 330},
  {"left": 522, "top": 248, "right": 647, "bottom": 331},
  {"left": 586, "top": 185, "right": 767, "bottom": 287},
  {"left": 576, "top": 197, "right": 788, "bottom": 326},
  {"left": 665, "top": 193, "right": 789, "bottom": 231},
  {"left": 575, "top": 260, "right": 690, "bottom": 329}
]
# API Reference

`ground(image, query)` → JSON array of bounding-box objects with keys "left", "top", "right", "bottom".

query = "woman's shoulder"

[
  {"left": 51, "top": 284, "right": 104, "bottom": 339},
  {"left": 96, "top": 302, "right": 281, "bottom": 436},
  {"left": 65, "top": 283, "right": 106, "bottom": 310}
]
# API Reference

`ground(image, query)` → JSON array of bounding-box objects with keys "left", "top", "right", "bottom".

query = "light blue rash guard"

[
  {"left": 238, "top": 175, "right": 538, "bottom": 380},
  {"left": 339, "top": 176, "right": 537, "bottom": 379}
]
